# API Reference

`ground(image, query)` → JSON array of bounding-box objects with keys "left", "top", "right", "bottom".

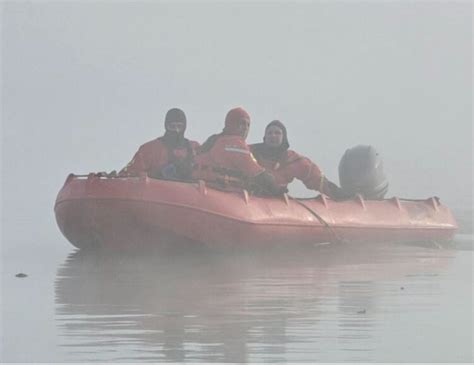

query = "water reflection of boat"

[
  {"left": 54, "top": 175, "right": 457, "bottom": 250},
  {"left": 55, "top": 243, "right": 453, "bottom": 362}
]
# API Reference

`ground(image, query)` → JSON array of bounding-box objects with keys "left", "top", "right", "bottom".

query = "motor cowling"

[{"left": 338, "top": 145, "right": 388, "bottom": 200}]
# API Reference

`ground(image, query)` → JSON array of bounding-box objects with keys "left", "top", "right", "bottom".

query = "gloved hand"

[
  {"left": 325, "top": 180, "right": 353, "bottom": 201},
  {"left": 160, "top": 163, "right": 178, "bottom": 180},
  {"left": 173, "top": 159, "right": 193, "bottom": 180},
  {"left": 253, "top": 171, "right": 286, "bottom": 196}
]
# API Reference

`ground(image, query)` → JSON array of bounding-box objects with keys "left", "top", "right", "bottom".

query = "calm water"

[{"left": 1, "top": 212, "right": 473, "bottom": 363}]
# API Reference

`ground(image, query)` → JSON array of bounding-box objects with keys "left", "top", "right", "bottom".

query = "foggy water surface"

[{"left": 2, "top": 220, "right": 472, "bottom": 363}]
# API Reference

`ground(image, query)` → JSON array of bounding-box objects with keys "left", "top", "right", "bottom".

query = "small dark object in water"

[
  {"left": 400, "top": 286, "right": 405, "bottom": 290},
  {"left": 357, "top": 309, "right": 366, "bottom": 314},
  {"left": 15, "top": 273, "right": 27, "bottom": 278}
]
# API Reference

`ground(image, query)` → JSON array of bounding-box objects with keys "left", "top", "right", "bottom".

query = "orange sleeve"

[
  {"left": 295, "top": 158, "right": 324, "bottom": 191},
  {"left": 119, "top": 145, "right": 150, "bottom": 176}
]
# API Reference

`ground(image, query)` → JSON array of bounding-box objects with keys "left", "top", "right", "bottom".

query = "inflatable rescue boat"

[{"left": 54, "top": 173, "right": 457, "bottom": 250}]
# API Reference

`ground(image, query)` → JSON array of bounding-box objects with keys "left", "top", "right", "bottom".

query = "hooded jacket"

[
  {"left": 250, "top": 120, "right": 344, "bottom": 198},
  {"left": 120, "top": 108, "right": 199, "bottom": 179},
  {"left": 192, "top": 107, "right": 265, "bottom": 189}
]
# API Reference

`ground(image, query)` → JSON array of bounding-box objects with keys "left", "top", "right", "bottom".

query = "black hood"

[
  {"left": 161, "top": 108, "right": 187, "bottom": 148},
  {"left": 252, "top": 120, "right": 290, "bottom": 162}
]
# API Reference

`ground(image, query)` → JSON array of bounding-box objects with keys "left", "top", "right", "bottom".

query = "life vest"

[{"left": 193, "top": 134, "right": 264, "bottom": 190}]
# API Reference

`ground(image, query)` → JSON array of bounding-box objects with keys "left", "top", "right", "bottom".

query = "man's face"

[
  {"left": 166, "top": 121, "right": 186, "bottom": 133},
  {"left": 264, "top": 125, "right": 284, "bottom": 147},
  {"left": 237, "top": 117, "right": 250, "bottom": 139}
]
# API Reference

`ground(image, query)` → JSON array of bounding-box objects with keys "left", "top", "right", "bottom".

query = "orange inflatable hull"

[{"left": 54, "top": 174, "right": 458, "bottom": 250}]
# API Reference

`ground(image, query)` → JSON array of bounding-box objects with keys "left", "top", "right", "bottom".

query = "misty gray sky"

[{"left": 1, "top": 1, "right": 472, "bottom": 250}]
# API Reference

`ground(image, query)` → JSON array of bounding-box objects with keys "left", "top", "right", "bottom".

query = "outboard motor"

[{"left": 338, "top": 145, "right": 388, "bottom": 199}]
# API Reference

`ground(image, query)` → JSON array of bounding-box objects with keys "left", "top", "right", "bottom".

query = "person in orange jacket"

[
  {"left": 250, "top": 120, "right": 350, "bottom": 199},
  {"left": 120, "top": 108, "right": 200, "bottom": 180},
  {"left": 193, "top": 107, "right": 283, "bottom": 194}
]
